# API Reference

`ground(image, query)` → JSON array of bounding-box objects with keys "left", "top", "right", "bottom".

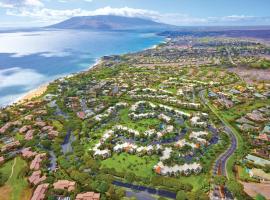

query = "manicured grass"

[
  {"left": 0, "top": 159, "right": 13, "bottom": 176},
  {"left": 0, "top": 157, "right": 31, "bottom": 200},
  {"left": 101, "top": 153, "right": 159, "bottom": 178},
  {"left": 15, "top": 132, "right": 24, "bottom": 141},
  {"left": 177, "top": 174, "right": 210, "bottom": 191},
  {"left": 119, "top": 109, "right": 161, "bottom": 132}
]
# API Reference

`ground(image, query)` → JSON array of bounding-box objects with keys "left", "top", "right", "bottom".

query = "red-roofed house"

[
  {"left": 28, "top": 170, "right": 46, "bottom": 186},
  {"left": 0, "top": 122, "right": 12, "bottom": 134},
  {"left": 77, "top": 111, "right": 86, "bottom": 119},
  {"left": 25, "top": 129, "right": 35, "bottom": 141},
  {"left": 21, "top": 148, "right": 37, "bottom": 159},
  {"left": 0, "top": 121, "right": 21, "bottom": 134},
  {"left": 75, "top": 192, "right": 100, "bottom": 200},
  {"left": 42, "top": 126, "right": 54, "bottom": 132},
  {"left": 30, "top": 153, "right": 46, "bottom": 170},
  {"left": 48, "top": 131, "right": 59, "bottom": 139},
  {"left": 19, "top": 125, "right": 31, "bottom": 134},
  {"left": 53, "top": 180, "right": 76, "bottom": 192},
  {"left": 35, "top": 121, "right": 46, "bottom": 127},
  {"left": 24, "top": 115, "right": 33, "bottom": 121},
  {"left": 1, "top": 140, "right": 20, "bottom": 152},
  {"left": 258, "top": 133, "right": 270, "bottom": 141},
  {"left": 31, "top": 183, "right": 49, "bottom": 200}
]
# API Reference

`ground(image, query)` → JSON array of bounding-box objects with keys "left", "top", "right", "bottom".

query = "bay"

[{"left": 0, "top": 29, "right": 163, "bottom": 107}]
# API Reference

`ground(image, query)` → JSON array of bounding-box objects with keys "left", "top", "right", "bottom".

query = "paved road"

[
  {"left": 199, "top": 90, "right": 236, "bottom": 200},
  {"left": 199, "top": 90, "right": 238, "bottom": 177},
  {"left": 212, "top": 127, "right": 237, "bottom": 176},
  {"left": 113, "top": 180, "right": 176, "bottom": 199}
]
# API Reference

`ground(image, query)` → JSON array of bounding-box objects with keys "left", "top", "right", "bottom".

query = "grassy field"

[
  {"left": 101, "top": 153, "right": 159, "bottom": 178},
  {"left": 0, "top": 157, "right": 32, "bottom": 200},
  {"left": 177, "top": 174, "right": 210, "bottom": 191},
  {"left": 119, "top": 108, "right": 161, "bottom": 132}
]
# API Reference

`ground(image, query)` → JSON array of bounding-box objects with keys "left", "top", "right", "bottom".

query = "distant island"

[{"left": 47, "top": 15, "right": 177, "bottom": 31}]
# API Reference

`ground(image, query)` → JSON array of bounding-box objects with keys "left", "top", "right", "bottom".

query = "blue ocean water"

[{"left": 0, "top": 29, "right": 163, "bottom": 107}]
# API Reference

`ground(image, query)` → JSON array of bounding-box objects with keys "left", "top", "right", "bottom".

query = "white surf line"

[{"left": 8, "top": 157, "right": 17, "bottom": 180}]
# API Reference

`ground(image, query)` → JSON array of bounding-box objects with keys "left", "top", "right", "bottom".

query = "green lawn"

[
  {"left": 177, "top": 174, "right": 210, "bottom": 191},
  {"left": 119, "top": 109, "right": 161, "bottom": 132},
  {"left": 101, "top": 153, "right": 159, "bottom": 178},
  {"left": 0, "top": 159, "right": 13, "bottom": 176},
  {"left": 0, "top": 157, "right": 30, "bottom": 200},
  {"left": 15, "top": 132, "right": 24, "bottom": 141}
]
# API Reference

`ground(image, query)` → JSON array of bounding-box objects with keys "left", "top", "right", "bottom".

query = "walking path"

[{"left": 8, "top": 157, "right": 17, "bottom": 180}]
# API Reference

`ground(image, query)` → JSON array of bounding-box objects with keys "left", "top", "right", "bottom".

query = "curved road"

[
  {"left": 199, "top": 90, "right": 238, "bottom": 177},
  {"left": 199, "top": 90, "right": 237, "bottom": 199},
  {"left": 213, "top": 127, "right": 237, "bottom": 177}
]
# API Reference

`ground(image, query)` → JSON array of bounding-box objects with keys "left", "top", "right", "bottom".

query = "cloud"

[
  {"left": 2, "top": 5, "right": 270, "bottom": 26},
  {"left": 0, "top": 0, "right": 44, "bottom": 8},
  {"left": 58, "top": 0, "right": 93, "bottom": 2},
  {"left": 6, "top": 6, "right": 160, "bottom": 24}
]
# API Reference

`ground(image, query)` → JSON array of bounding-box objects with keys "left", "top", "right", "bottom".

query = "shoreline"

[
  {"left": 4, "top": 36, "right": 165, "bottom": 108},
  {"left": 16, "top": 83, "right": 49, "bottom": 105},
  {"left": 12, "top": 57, "right": 104, "bottom": 107}
]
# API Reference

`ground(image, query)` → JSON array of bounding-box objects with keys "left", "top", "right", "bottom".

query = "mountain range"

[{"left": 48, "top": 15, "right": 177, "bottom": 31}]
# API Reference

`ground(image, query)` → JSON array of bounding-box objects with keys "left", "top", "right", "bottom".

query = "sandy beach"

[{"left": 17, "top": 84, "right": 48, "bottom": 104}]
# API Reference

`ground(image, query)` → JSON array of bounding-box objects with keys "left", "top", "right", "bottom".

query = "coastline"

[
  {"left": 13, "top": 57, "right": 104, "bottom": 106},
  {"left": 16, "top": 83, "right": 49, "bottom": 105},
  {"left": 7, "top": 36, "right": 165, "bottom": 108}
]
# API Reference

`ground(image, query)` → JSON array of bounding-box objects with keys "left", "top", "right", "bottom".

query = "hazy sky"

[{"left": 0, "top": 0, "right": 270, "bottom": 27}]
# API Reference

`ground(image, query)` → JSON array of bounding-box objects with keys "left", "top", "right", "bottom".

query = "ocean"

[{"left": 0, "top": 29, "right": 163, "bottom": 107}]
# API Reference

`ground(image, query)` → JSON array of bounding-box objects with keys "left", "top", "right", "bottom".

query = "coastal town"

[{"left": 0, "top": 35, "right": 269, "bottom": 200}]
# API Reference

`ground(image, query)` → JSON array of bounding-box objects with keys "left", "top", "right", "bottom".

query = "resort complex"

[{"left": 0, "top": 35, "right": 269, "bottom": 200}]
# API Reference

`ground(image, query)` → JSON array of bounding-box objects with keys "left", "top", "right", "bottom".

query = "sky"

[{"left": 0, "top": 0, "right": 270, "bottom": 27}]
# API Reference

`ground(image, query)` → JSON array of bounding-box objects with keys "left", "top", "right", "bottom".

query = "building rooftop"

[
  {"left": 21, "top": 148, "right": 37, "bottom": 158},
  {"left": 53, "top": 180, "right": 76, "bottom": 192},
  {"left": 28, "top": 170, "right": 46, "bottom": 185},
  {"left": 246, "top": 154, "right": 270, "bottom": 167},
  {"left": 30, "top": 153, "right": 46, "bottom": 170},
  {"left": 75, "top": 192, "right": 100, "bottom": 200},
  {"left": 31, "top": 183, "right": 49, "bottom": 200}
]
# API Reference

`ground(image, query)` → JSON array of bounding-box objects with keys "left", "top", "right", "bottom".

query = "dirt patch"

[
  {"left": 0, "top": 185, "right": 12, "bottom": 200},
  {"left": 228, "top": 67, "right": 270, "bottom": 84},
  {"left": 242, "top": 182, "right": 270, "bottom": 199},
  {"left": 20, "top": 188, "right": 32, "bottom": 200}
]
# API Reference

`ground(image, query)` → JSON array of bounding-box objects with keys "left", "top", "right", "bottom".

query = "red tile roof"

[
  {"left": 28, "top": 170, "right": 46, "bottom": 186},
  {"left": 48, "top": 130, "right": 59, "bottom": 138},
  {"left": 75, "top": 192, "right": 100, "bottom": 200},
  {"left": 30, "top": 153, "right": 46, "bottom": 170},
  {"left": 1, "top": 140, "right": 20, "bottom": 152},
  {"left": 25, "top": 130, "right": 35, "bottom": 141},
  {"left": 31, "top": 183, "right": 49, "bottom": 200},
  {"left": 21, "top": 148, "right": 37, "bottom": 158},
  {"left": 53, "top": 180, "right": 76, "bottom": 192}
]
